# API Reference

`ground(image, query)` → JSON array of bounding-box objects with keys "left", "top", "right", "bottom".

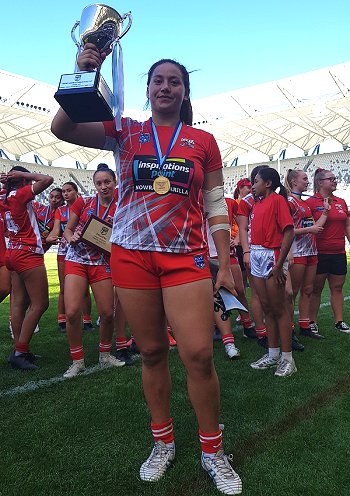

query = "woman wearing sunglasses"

[{"left": 306, "top": 168, "right": 350, "bottom": 334}]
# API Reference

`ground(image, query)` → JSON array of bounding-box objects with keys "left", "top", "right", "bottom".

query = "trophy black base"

[{"left": 54, "top": 71, "right": 114, "bottom": 123}]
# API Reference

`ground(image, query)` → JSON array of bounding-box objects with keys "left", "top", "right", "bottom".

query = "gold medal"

[{"left": 153, "top": 175, "right": 171, "bottom": 195}]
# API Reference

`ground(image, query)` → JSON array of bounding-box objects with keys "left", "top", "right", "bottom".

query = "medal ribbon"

[
  {"left": 150, "top": 118, "right": 182, "bottom": 173},
  {"left": 44, "top": 206, "right": 54, "bottom": 229},
  {"left": 95, "top": 196, "right": 114, "bottom": 220}
]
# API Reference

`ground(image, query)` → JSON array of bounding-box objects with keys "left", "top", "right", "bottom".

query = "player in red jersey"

[
  {"left": 0, "top": 213, "right": 11, "bottom": 302},
  {"left": 284, "top": 169, "right": 330, "bottom": 340},
  {"left": 306, "top": 168, "right": 350, "bottom": 334},
  {"left": 61, "top": 165, "right": 125, "bottom": 378},
  {"left": 33, "top": 188, "right": 64, "bottom": 252},
  {"left": 52, "top": 50, "right": 242, "bottom": 495},
  {"left": 0, "top": 166, "right": 53, "bottom": 370},
  {"left": 46, "top": 181, "right": 93, "bottom": 332},
  {"left": 232, "top": 178, "right": 252, "bottom": 290},
  {"left": 248, "top": 167, "right": 296, "bottom": 377},
  {"left": 207, "top": 196, "right": 255, "bottom": 359}
]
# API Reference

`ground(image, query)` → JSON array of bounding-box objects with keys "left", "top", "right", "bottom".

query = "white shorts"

[{"left": 250, "top": 245, "right": 288, "bottom": 279}]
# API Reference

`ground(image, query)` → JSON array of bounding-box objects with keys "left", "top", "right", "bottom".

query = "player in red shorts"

[
  {"left": 306, "top": 168, "right": 350, "bottom": 334},
  {"left": 33, "top": 188, "right": 64, "bottom": 252},
  {"left": 284, "top": 169, "right": 330, "bottom": 340},
  {"left": 61, "top": 164, "right": 125, "bottom": 378},
  {"left": 52, "top": 50, "right": 242, "bottom": 495},
  {"left": 0, "top": 213, "right": 11, "bottom": 302},
  {"left": 46, "top": 181, "right": 93, "bottom": 332},
  {"left": 0, "top": 166, "right": 53, "bottom": 370},
  {"left": 248, "top": 167, "right": 296, "bottom": 377}
]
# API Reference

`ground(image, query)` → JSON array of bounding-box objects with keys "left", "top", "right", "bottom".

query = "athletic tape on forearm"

[
  {"left": 209, "top": 223, "right": 230, "bottom": 235},
  {"left": 202, "top": 185, "right": 228, "bottom": 219}
]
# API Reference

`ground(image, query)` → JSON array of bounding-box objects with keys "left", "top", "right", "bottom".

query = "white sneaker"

[
  {"left": 63, "top": 359, "right": 85, "bottom": 378},
  {"left": 250, "top": 353, "right": 280, "bottom": 370},
  {"left": 140, "top": 441, "right": 175, "bottom": 482},
  {"left": 201, "top": 450, "right": 242, "bottom": 495},
  {"left": 34, "top": 324, "right": 40, "bottom": 334},
  {"left": 99, "top": 352, "right": 125, "bottom": 368},
  {"left": 275, "top": 358, "right": 297, "bottom": 377},
  {"left": 224, "top": 343, "right": 240, "bottom": 359},
  {"left": 335, "top": 321, "right": 350, "bottom": 333}
]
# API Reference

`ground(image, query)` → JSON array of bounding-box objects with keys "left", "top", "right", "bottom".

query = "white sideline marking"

[
  {"left": 1, "top": 297, "right": 349, "bottom": 399},
  {"left": 0, "top": 364, "right": 102, "bottom": 398}
]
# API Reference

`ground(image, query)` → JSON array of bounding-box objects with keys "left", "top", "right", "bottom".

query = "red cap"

[{"left": 236, "top": 178, "right": 251, "bottom": 189}]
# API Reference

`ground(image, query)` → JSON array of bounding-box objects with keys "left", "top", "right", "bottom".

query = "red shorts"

[
  {"left": 293, "top": 255, "right": 318, "bottom": 266},
  {"left": 65, "top": 261, "right": 111, "bottom": 284},
  {"left": 5, "top": 249, "right": 45, "bottom": 273},
  {"left": 111, "top": 244, "right": 211, "bottom": 289}
]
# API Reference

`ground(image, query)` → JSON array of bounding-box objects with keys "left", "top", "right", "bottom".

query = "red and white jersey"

[
  {"left": 251, "top": 193, "right": 293, "bottom": 249},
  {"left": 33, "top": 202, "right": 56, "bottom": 251},
  {"left": 65, "top": 194, "right": 116, "bottom": 265},
  {"left": 0, "top": 214, "right": 6, "bottom": 266},
  {"left": 103, "top": 117, "right": 222, "bottom": 253},
  {"left": 237, "top": 192, "right": 256, "bottom": 244},
  {"left": 288, "top": 196, "right": 317, "bottom": 257},
  {"left": 207, "top": 197, "right": 238, "bottom": 258},
  {"left": 306, "top": 193, "right": 349, "bottom": 254},
  {"left": 0, "top": 185, "right": 43, "bottom": 254},
  {"left": 55, "top": 205, "right": 70, "bottom": 256}
]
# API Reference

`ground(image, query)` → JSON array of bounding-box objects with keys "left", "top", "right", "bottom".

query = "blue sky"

[{"left": 2, "top": 0, "right": 350, "bottom": 110}]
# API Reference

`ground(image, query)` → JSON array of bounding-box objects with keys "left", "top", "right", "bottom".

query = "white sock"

[
  {"left": 268, "top": 347, "right": 280, "bottom": 359},
  {"left": 281, "top": 351, "right": 293, "bottom": 363}
]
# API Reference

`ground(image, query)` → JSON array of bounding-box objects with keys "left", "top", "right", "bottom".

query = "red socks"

[{"left": 151, "top": 418, "right": 174, "bottom": 444}]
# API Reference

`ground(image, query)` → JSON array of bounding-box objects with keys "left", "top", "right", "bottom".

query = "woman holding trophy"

[{"left": 52, "top": 41, "right": 242, "bottom": 496}]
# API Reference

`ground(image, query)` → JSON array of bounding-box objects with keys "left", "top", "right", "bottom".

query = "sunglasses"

[{"left": 320, "top": 177, "right": 336, "bottom": 182}]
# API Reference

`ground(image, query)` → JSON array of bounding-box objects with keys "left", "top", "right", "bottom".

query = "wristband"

[{"left": 243, "top": 250, "right": 250, "bottom": 255}]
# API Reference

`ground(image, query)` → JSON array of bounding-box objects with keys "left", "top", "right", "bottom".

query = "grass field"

[{"left": 1, "top": 253, "right": 350, "bottom": 496}]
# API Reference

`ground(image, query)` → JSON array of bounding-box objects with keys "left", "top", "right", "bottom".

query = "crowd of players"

[{"left": 1, "top": 163, "right": 349, "bottom": 376}]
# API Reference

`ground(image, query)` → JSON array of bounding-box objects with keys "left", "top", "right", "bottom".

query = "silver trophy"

[{"left": 54, "top": 4, "right": 132, "bottom": 123}]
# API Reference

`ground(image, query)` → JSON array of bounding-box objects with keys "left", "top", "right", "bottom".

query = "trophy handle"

[
  {"left": 119, "top": 12, "right": 133, "bottom": 40},
  {"left": 71, "top": 20, "right": 81, "bottom": 49}
]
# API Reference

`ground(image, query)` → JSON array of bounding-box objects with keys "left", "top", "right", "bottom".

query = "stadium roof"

[{"left": 1, "top": 61, "right": 350, "bottom": 166}]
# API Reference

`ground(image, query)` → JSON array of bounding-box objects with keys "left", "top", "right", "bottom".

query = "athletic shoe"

[
  {"left": 275, "top": 358, "right": 297, "bottom": 377},
  {"left": 257, "top": 336, "right": 268, "bottom": 349},
  {"left": 250, "top": 353, "right": 280, "bottom": 370},
  {"left": 201, "top": 450, "right": 242, "bottom": 495},
  {"left": 9, "top": 352, "right": 38, "bottom": 371},
  {"left": 139, "top": 441, "right": 175, "bottom": 482},
  {"left": 309, "top": 322, "right": 319, "bottom": 333},
  {"left": 300, "top": 326, "right": 324, "bottom": 340},
  {"left": 96, "top": 316, "right": 101, "bottom": 326},
  {"left": 99, "top": 352, "right": 125, "bottom": 368},
  {"left": 83, "top": 322, "right": 95, "bottom": 331},
  {"left": 128, "top": 337, "right": 140, "bottom": 355},
  {"left": 116, "top": 348, "right": 134, "bottom": 366},
  {"left": 292, "top": 332, "right": 304, "bottom": 351},
  {"left": 168, "top": 329, "right": 177, "bottom": 347},
  {"left": 25, "top": 352, "right": 41, "bottom": 363},
  {"left": 335, "top": 321, "right": 350, "bottom": 333},
  {"left": 58, "top": 322, "right": 66, "bottom": 332},
  {"left": 34, "top": 324, "right": 40, "bottom": 334},
  {"left": 63, "top": 359, "right": 85, "bottom": 378},
  {"left": 224, "top": 343, "right": 240, "bottom": 359},
  {"left": 243, "top": 326, "right": 257, "bottom": 339}
]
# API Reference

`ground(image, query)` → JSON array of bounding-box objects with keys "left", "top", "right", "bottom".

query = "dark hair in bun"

[{"left": 93, "top": 163, "right": 116, "bottom": 182}]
